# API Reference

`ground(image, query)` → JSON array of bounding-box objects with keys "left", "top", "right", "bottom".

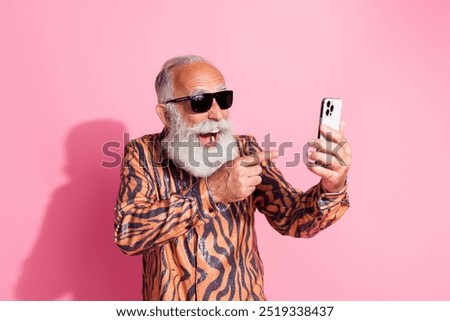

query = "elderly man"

[{"left": 114, "top": 55, "right": 351, "bottom": 301}]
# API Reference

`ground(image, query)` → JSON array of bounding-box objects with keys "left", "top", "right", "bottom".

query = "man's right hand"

[{"left": 207, "top": 150, "right": 279, "bottom": 204}]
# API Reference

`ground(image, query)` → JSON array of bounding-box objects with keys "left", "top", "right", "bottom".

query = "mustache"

[{"left": 188, "top": 119, "right": 233, "bottom": 135}]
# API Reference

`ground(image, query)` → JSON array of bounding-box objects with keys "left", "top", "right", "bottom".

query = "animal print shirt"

[{"left": 114, "top": 130, "right": 350, "bottom": 300}]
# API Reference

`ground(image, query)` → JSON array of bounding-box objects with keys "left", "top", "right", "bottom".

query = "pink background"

[{"left": 1, "top": 0, "right": 449, "bottom": 300}]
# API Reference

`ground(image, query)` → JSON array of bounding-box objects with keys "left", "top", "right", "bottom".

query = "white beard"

[{"left": 161, "top": 114, "right": 239, "bottom": 178}]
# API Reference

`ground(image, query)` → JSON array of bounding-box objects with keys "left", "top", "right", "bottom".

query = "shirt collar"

[{"left": 155, "top": 127, "right": 170, "bottom": 164}]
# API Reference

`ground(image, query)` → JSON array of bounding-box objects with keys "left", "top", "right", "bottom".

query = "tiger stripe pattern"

[{"left": 114, "top": 131, "right": 349, "bottom": 300}]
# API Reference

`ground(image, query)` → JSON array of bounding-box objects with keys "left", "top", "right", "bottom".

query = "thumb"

[{"left": 339, "top": 119, "right": 346, "bottom": 134}]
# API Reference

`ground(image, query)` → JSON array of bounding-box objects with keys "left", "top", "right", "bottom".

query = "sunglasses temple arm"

[{"left": 166, "top": 97, "right": 190, "bottom": 104}]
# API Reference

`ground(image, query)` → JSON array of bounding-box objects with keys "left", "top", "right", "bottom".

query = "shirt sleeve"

[
  {"left": 114, "top": 140, "right": 218, "bottom": 255},
  {"left": 244, "top": 136, "right": 350, "bottom": 238}
]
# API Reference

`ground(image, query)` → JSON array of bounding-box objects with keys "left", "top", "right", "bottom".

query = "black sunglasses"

[{"left": 165, "top": 90, "right": 233, "bottom": 113}]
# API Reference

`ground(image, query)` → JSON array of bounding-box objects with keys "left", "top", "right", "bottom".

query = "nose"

[{"left": 207, "top": 99, "right": 224, "bottom": 121}]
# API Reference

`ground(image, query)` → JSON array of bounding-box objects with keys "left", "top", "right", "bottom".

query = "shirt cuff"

[{"left": 317, "top": 181, "right": 350, "bottom": 210}]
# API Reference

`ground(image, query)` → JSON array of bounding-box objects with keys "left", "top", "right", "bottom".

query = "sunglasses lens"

[
  {"left": 190, "top": 94, "right": 213, "bottom": 113},
  {"left": 189, "top": 91, "right": 233, "bottom": 113},
  {"left": 216, "top": 91, "right": 233, "bottom": 109}
]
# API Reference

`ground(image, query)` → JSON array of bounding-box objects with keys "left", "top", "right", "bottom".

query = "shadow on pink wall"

[{"left": 15, "top": 119, "right": 142, "bottom": 300}]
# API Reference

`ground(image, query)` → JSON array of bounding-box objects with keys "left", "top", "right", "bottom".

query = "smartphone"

[{"left": 318, "top": 98, "right": 342, "bottom": 140}]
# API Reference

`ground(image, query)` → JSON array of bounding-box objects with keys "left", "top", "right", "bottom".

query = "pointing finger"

[{"left": 241, "top": 150, "right": 279, "bottom": 167}]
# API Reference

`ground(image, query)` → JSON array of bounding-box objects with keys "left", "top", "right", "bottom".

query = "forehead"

[{"left": 171, "top": 62, "right": 226, "bottom": 95}]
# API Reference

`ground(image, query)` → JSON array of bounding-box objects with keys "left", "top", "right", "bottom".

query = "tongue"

[
  {"left": 198, "top": 133, "right": 217, "bottom": 146},
  {"left": 198, "top": 133, "right": 211, "bottom": 146}
]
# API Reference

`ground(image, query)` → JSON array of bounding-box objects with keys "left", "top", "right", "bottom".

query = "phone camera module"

[{"left": 325, "top": 103, "right": 334, "bottom": 116}]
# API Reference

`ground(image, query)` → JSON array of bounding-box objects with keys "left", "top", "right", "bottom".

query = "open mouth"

[{"left": 198, "top": 130, "right": 220, "bottom": 147}]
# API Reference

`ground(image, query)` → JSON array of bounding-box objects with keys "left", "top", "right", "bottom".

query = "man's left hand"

[{"left": 307, "top": 121, "right": 352, "bottom": 193}]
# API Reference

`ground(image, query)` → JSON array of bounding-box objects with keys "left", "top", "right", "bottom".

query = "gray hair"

[{"left": 155, "top": 55, "right": 209, "bottom": 104}]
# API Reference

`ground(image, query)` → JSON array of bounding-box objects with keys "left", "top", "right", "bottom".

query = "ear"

[{"left": 156, "top": 103, "right": 170, "bottom": 127}]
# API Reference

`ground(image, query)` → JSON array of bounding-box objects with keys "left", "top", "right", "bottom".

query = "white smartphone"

[{"left": 318, "top": 98, "right": 342, "bottom": 140}]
